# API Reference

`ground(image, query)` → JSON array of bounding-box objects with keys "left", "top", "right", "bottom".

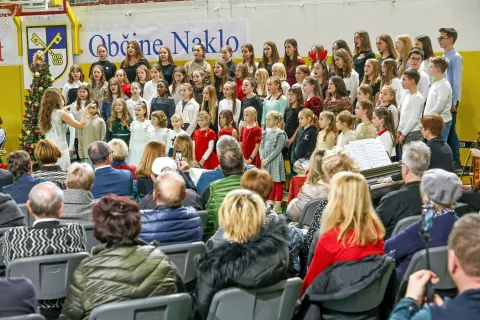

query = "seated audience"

[
  {"left": 0, "top": 168, "right": 13, "bottom": 189},
  {"left": 31, "top": 139, "right": 68, "bottom": 189},
  {"left": 138, "top": 157, "right": 202, "bottom": 211},
  {"left": 286, "top": 149, "right": 329, "bottom": 222},
  {"left": 420, "top": 114, "right": 454, "bottom": 172},
  {"left": 108, "top": 138, "right": 137, "bottom": 179},
  {"left": 136, "top": 141, "right": 166, "bottom": 198},
  {"left": 385, "top": 169, "right": 462, "bottom": 278},
  {"left": 88, "top": 141, "right": 133, "bottom": 199},
  {"left": 2, "top": 150, "right": 47, "bottom": 204},
  {"left": 301, "top": 172, "right": 385, "bottom": 296},
  {"left": 60, "top": 163, "right": 95, "bottom": 225},
  {"left": 0, "top": 192, "right": 26, "bottom": 227},
  {"left": 376, "top": 141, "right": 430, "bottom": 238},
  {"left": 201, "top": 138, "right": 245, "bottom": 240},
  {"left": 140, "top": 171, "right": 202, "bottom": 245},
  {"left": 192, "top": 189, "right": 289, "bottom": 319},
  {"left": 0, "top": 277, "right": 38, "bottom": 317},
  {"left": 301, "top": 148, "right": 360, "bottom": 257},
  {"left": 59, "top": 195, "right": 185, "bottom": 320},
  {"left": 389, "top": 214, "right": 480, "bottom": 319}
]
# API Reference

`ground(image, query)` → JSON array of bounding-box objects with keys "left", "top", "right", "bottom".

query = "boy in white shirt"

[
  {"left": 424, "top": 56, "right": 453, "bottom": 141},
  {"left": 398, "top": 69, "right": 424, "bottom": 145},
  {"left": 407, "top": 48, "right": 430, "bottom": 101}
]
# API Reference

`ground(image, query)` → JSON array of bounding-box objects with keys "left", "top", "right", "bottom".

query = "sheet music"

[{"left": 344, "top": 139, "right": 392, "bottom": 170}]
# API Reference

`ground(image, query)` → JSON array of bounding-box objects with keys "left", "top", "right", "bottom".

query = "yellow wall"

[{"left": 2, "top": 53, "right": 479, "bottom": 163}]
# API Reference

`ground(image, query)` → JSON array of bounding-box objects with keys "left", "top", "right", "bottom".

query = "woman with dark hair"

[
  {"left": 31, "top": 139, "right": 68, "bottom": 189},
  {"left": 185, "top": 43, "right": 211, "bottom": 85},
  {"left": 158, "top": 46, "right": 177, "bottom": 86},
  {"left": 119, "top": 41, "right": 151, "bottom": 84},
  {"left": 330, "top": 39, "right": 352, "bottom": 72},
  {"left": 260, "top": 41, "right": 281, "bottom": 76},
  {"left": 283, "top": 39, "right": 305, "bottom": 87},
  {"left": 1, "top": 150, "right": 47, "bottom": 204},
  {"left": 89, "top": 44, "right": 117, "bottom": 81},
  {"left": 353, "top": 30, "right": 376, "bottom": 81},
  {"left": 323, "top": 76, "right": 353, "bottom": 115},
  {"left": 59, "top": 194, "right": 184, "bottom": 320},
  {"left": 414, "top": 35, "right": 435, "bottom": 82}
]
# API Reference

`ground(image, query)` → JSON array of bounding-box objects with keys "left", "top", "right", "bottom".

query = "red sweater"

[
  {"left": 301, "top": 227, "right": 384, "bottom": 296},
  {"left": 304, "top": 96, "right": 323, "bottom": 118},
  {"left": 236, "top": 79, "right": 246, "bottom": 101}
]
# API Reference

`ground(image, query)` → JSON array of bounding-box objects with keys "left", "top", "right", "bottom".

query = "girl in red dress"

[
  {"left": 193, "top": 111, "right": 219, "bottom": 170},
  {"left": 218, "top": 109, "right": 238, "bottom": 140},
  {"left": 235, "top": 63, "right": 248, "bottom": 101},
  {"left": 240, "top": 107, "right": 262, "bottom": 168}
]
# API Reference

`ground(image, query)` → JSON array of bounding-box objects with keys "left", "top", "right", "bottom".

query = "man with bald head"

[
  {"left": 2, "top": 182, "right": 87, "bottom": 266},
  {"left": 139, "top": 171, "right": 202, "bottom": 245}
]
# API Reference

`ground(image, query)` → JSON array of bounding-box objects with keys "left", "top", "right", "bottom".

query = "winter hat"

[
  {"left": 151, "top": 157, "right": 177, "bottom": 175},
  {"left": 421, "top": 168, "right": 462, "bottom": 205}
]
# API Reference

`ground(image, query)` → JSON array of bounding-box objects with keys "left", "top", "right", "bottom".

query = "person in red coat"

[
  {"left": 301, "top": 171, "right": 385, "bottom": 297},
  {"left": 239, "top": 107, "right": 262, "bottom": 168},
  {"left": 193, "top": 111, "right": 219, "bottom": 170}
]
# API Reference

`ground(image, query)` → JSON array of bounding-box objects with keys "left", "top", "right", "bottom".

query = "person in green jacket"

[
  {"left": 105, "top": 98, "right": 132, "bottom": 146},
  {"left": 59, "top": 194, "right": 184, "bottom": 320}
]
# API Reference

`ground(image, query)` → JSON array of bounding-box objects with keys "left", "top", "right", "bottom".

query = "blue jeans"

[
  {"left": 442, "top": 120, "right": 452, "bottom": 142},
  {"left": 447, "top": 103, "right": 460, "bottom": 162}
]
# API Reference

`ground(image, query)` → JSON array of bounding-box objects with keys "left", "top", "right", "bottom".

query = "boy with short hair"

[
  {"left": 398, "top": 69, "right": 424, "bottom": 145},
  {"left": 424, "top": 57, "right": 453, "bottom": 141},
  {"left": 408, "top": 48, "right": 430, "bottom": 100},
  {"left": 438, "top": 27, "right": 462, "bottom": 168}
]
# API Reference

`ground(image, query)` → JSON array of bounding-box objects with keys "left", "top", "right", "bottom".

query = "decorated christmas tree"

[{"left": 19, "top": 50, "right": 55, "bottom": 162}]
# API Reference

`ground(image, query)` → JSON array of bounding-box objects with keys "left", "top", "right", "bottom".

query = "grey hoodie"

[{"left": 0, "top": 193, "right": 25, "bottom": 228}]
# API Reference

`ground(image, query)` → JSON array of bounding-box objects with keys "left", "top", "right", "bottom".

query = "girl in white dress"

[
  {"left": 39, "top": 88, "right": 88, "bottom": 169},
  {"left": 126, "top": 82, "right": 150, "bottom": 120},
  {"left": 149, "top": 110, "right": 171, "bottom": 151},
  {"left": 127, "top": 101, "right": 152, "bottom": 166}
]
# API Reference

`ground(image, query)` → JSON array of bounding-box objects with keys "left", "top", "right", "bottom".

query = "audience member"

[
  {"left": 136, "top": 141, "right": 166, "bottom": 198},
  {"left": 138, "top": 157, "right": 202, "bottom": 211},
  {"left": 385, "top": 169, "right": 462, "bottom": 278},
  {"left": 301, "top": 172, "right": 385, "bottom": 296},
  {"left": 108, "top": 138, "right": 137, "bottom": 179},
  {"left": 139, "top": 171, "right": 202, "bottom": 245},
  {"left": 60, "top": 163, "right": 95, "bottom": 225},
  {"left": 201, "top": 138, "right": 245, "bottom": 240},
  {"left": 0, "top": 168, "right": 13, "bottom": 189},
  {"left": 389, "top": 214, "right": 480, "bottom": 319},
  {"left": 0, "top": 192, "right": 25, "bottom": 227},
  {"left": 376, "top": 142, "right": 430, "bottom": 238},
  {"left": 2, "top": 150, "right": 47, "bottom": 204},
  {"left": 88, "top": 141, "right": 133, "bottom": 198},
  {"left": 31, "top": 139, "right": 68, "bottom": 189},
  {"left": 59, "top": 194, "right": 185, "bottom": 320},
  {"left": 420, "top": 114, "right": 454, "bottom": 172},
  {"left": 0, "top": 277, "right": 38, "bottom": 317},
  {"left": 192, "top": 189, "right": 289, "bottom": 319},
  {"left": 286, "top": 149, "right": 329, "bottom": 222}
]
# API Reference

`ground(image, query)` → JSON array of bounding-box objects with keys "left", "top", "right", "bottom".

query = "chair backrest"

[
  {"left": 207, "top": 277, "right": 302, "bottom": 320},
  {"left": 0, "top": 314, "right": 46, "bottom": 320},
  {"left": 159, "top": 242, "right": 206, "bottom": 285},
  {"left": 403, "top": 246, "right": 455, "bottom": 290},
  {"left": 197, "top": 210, "right": 208, "bottom": 233},
  {"left": 88, "top": 293, "right": 192, "bottom": 320},
  {"left": 0, "top": 227, "right": 12, "bottom": 269},
  {"left": 6, "top": 252, "right": 90, "bottom": 300},
  {"left": 391, "top": 215, "right": 421, "bottom": 237},
  {"left": 322, "top": 256, "right": 395, "bottom": 313},
  {"left": 82, "top": 223, "right": 99, "bottom": 253},
  {"left": 299, "top": 199, "right": 323, "bottom": 227},
  {"left": 17, "top": 203, "right": 31, "bottom": 227}
]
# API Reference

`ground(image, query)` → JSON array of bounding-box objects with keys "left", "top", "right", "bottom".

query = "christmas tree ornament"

[
  {"left": 34, "top": 72, "right": 40, "bottom": 77},
  {"left": 32, "top": 50, "right": 45, "bottom": 65},
  {"left": 39, "top": 87, "right": 43, "bottom": 91}
]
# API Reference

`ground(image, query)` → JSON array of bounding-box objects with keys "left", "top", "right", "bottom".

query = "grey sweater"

[{"left": 0, "top": 193, "right": 25, "bottom": 228}]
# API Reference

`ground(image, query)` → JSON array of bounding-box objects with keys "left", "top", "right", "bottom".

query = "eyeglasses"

[
  {"left": 437, "top": 36, "right": 450, "bottom": 41},
  {"left": 409, "top": 57, "right": 423, "bottom": 62}
]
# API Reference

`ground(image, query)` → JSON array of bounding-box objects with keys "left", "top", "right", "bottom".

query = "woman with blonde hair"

[
  {"left": 301, "top": 171, "right": 385, "bottom": 295},
  {"left": 395, "top": 34, "right": 413, "bottom": 75},
  {"left": 135, "top": 141, "right": 166, "bottom": 198},
  {"left": 286, "top": 149, "right": 329, "bottom": 222},
  {"left": 193, "top": 189, "right": 289, "bottom": 319},
  {"left": 255, "top": 68, "right": 269, "bottom": 99},
  {"left": 172, "top": 134, "right": 199, "bottom": 169},
  {"left": 108, "top": 138, "right": 137, "bottom": 179}
]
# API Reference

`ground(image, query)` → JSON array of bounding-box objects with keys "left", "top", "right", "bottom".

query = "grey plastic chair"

[
  {"left": 88, "top": 293, "right": 192, "bottom": 320},
  {"left": 197, "top": 211, "right": 208, "bottom": 233},
  {"left": 403, "top": 246, "right": 454, "bottom": 290},
  {"left": 6, "top": 252, "right": 90, "bottom": 300},
  {"left": 17, "top": 203, "right": 31, "bottom": 227},
  {"left": 298, "top": 198, "right": 324, "bottom": 227},
  {"left": 82, "top": 223, "right": 99, "bottom": 253},
  {"left": 0, "top": 314, "right": 46, "bottom": 320},
  {"left": 159, "top": 242, "right": 206, "bottom": 285},
  {"left": 321, "top": 256, "right": 395, "bottom": 314},
  {"left": 391, "top": 215, "right": 421, "bottom": 237},
  {"left": 206, "top": 277, "right": 302, "bottom": 320}
]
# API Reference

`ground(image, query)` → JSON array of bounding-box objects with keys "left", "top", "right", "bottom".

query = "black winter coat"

[{"left": 192, "top": 220, "right": 290, "bottom": 320}]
